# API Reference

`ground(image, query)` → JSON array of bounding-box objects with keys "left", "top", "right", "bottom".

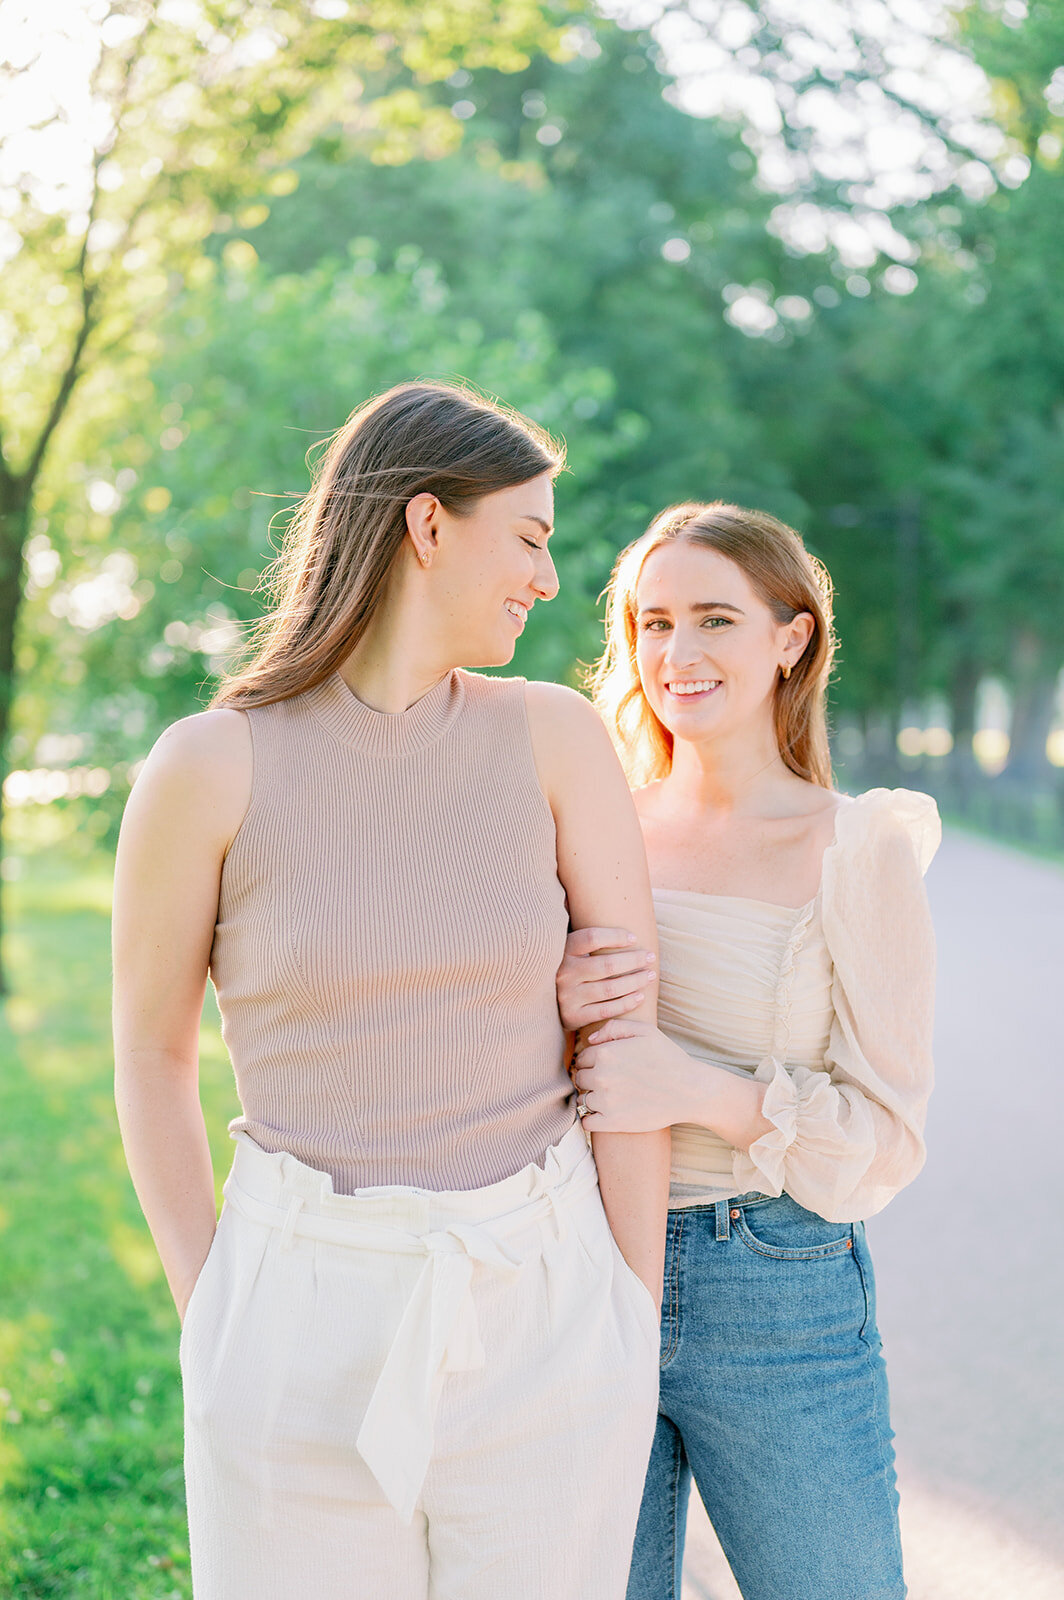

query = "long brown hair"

[
  {"left": 588, "top": 501, "right": 836, "bottom": 788},
  {"left": 213, "top": 380, "right": 565, "bottom": 707}
]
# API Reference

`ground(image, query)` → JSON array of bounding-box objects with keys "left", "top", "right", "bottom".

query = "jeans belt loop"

[{"left": 715, "top": 1199, "right": 731, "bottom": 1241}]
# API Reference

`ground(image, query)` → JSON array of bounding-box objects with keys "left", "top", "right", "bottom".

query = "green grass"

[{"left": 0, "top": 846, "right": 239, "bottom": 1598}]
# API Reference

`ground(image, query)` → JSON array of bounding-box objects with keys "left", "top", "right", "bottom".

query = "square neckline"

[{"left": 649, "top": 793, "right": 853, "bottom": 916}]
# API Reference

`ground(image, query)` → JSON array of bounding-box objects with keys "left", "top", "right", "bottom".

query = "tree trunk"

[
  {"left": 0, "top": 485, "right": 31, "bottom": 995},
  {"left": 1006, "top": 670, "right": 1059, "bottom": 786},
  {"left": 1005, "top": 631, "right": 1060, "bottom": 787},
  {"left": 948, "top": 653, "right": 981, "bottom": 810}
]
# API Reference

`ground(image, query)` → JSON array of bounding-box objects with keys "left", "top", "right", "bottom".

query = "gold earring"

[{"left": 781, "top": 662, "right": 791, "bottom": 680}]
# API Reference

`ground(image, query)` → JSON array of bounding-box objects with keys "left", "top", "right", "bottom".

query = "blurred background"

[{"left": 0, "top": 2, "right": 1062, "bottom": 1597}]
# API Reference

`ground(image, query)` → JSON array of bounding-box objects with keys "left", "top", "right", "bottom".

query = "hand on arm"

[
  {"left": 112, "top": 710, "right": 250, "bottom": 1321},
  {"left": 558, "top": 931, "right": 772, "bottom": 1148},
  {"left": 555, "top": 927, "right": 656, "bottom": 1033},
  {"left": 572, "top": 1020, "right": 773, "bottom": 1149},
  {"left": 527, "top": 683, "right": 670, "bottom": 1308}
]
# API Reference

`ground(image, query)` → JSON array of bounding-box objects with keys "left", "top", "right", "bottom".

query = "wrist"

[
  {"left": 671, "top": 1043, "right": 709, "bottom": 1127},
  {"left": 689, "top": 1064, "right": 769, "bottom": 1149}
]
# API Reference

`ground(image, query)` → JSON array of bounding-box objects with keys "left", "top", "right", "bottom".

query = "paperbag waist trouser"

[{"left": 181, "top": 1119, "right": 660, "bottom": 1600}]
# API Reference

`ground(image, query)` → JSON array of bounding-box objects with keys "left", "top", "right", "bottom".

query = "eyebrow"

[
  {"left": 517, "top": 515, "right": 553, "bottom": 537},
  {"left": 637, "top": 601, "right": 745, "bottom": 617}
]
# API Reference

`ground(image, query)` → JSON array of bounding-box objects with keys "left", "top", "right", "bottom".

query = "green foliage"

[
  {"left": 1, "top": 0, "right": 568, "bottom": 473},
  {"left": 0, "top": 843, "right": 237, "bottom": 1596},
  {"left": 7, "top": 0, "right": 1064, "bottom": 793}
]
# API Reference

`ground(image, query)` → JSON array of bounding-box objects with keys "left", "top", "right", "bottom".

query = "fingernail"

[
  {"left": 626, "top": 933, "right": 637, "bottom": 943},
  {"left": 588, "top": 1032, "right": 601, "bottom": 1043}
]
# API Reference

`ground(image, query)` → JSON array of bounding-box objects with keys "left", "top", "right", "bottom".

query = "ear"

[
  {"left": 782, "top": 610, "right": 815, "bottom": 669},
  {"left": 405, "top": 492, "right": 440, "bottom": 567}
]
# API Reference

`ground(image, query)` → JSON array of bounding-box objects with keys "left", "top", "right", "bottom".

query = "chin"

[{"left": 461, "top": 636, "right": 517, "bottom": 671}]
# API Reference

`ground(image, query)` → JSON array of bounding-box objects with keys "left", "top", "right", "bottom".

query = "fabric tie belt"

[{"left": 223, "top": 1139, "right": 599, "bottom": 1522}]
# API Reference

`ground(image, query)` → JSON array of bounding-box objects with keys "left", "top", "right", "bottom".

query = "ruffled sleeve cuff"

[
  {"left": 731, "top": 1058, "right": 862, "bottom": 1201},
  {"left": 731, "top": 1057, "right": 797, "bottom": 1197}
]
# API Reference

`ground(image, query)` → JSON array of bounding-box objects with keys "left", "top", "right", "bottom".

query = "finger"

[
  {"left": 588, "top": 975, "right": 649, "bottom": 1004},
  {"left": 573, "top": 993, "right": 645, "bottom": 1028},
  {"left": 570, "top": 956, "right": 653, "bottom": 990},
  {"left": 587, "top": 949, "right": 654, "bottom": 981},
  {"left": 565, "top": 927, "right": 639, "bottom": 958},
  {"left": 585, "top": 1018, "right": 649, "bottom": 1045},
  {"left": 558, "top": 982, "right": 638, "bottom": 1031},
  {"left": 560, "top": 965, "right": 650, "bottom": 1007}
]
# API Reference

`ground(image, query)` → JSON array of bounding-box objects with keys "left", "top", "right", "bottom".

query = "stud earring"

[
  {"left": 420, "top": 552, "right": 430, "bottom": 565},
  {"left": 781, "top": 662, "right": 792, "bottom": 680}
]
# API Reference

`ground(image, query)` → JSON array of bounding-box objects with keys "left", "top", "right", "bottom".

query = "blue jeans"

[{"left": 627, "top": 1194, "right": 906, "bottom": 1600}]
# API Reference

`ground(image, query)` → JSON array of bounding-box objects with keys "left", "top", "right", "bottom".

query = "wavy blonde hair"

[{"left": 588, "top": 501, "right": 836, "bottom": 788}]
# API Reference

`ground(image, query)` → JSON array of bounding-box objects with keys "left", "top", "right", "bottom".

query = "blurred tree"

[
  {"left": 22, "top": 241, "right": 633, "bottom": 782},
  {"left": 0, "top": 0, "right": 566, "bottom": 987},
  {"left": 10, "top": 0, "right": 1064, "bottom": 865},
  {"left": 654, "top": 0, "right": 1064, "bottom": 780},
  {"left": 212, "top": 18, "right": 805, "bottom": 634},
  {"left": 18, "top": 13, "right": 808, "bottom": 775}
]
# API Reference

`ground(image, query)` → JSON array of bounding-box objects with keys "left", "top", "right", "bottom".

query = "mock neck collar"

[{"left": 304, "top": 669, "right": 465, "bottom": 755}]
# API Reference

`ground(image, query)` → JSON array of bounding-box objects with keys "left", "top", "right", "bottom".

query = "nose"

[
  {"left": 663, "top": 624, "right": 703, "bottom": 671},
  {"left": 532, "top": 545, "right": 559, "bottom": 603}
]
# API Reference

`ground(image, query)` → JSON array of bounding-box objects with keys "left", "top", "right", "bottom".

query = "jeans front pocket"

[{"left": 732, "top": 1194, "right": 854, "bottom": 1261}]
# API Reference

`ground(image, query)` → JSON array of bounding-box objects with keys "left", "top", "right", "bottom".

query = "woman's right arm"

[{"left": 111, "top": 709, "right": 251, "bottom": 1321}]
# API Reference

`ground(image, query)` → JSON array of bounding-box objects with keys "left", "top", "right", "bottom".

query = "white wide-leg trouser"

[{"left": 181, "top": 1120, "right": 660, "bottom": 1599}]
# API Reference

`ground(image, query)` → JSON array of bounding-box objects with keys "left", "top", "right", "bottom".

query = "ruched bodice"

[
  {"left": 654, "top": 789, "right": 940, "bottom": 1221},
  {"left": 656, "top": 893, "right": 833, "bottom": 1077}
]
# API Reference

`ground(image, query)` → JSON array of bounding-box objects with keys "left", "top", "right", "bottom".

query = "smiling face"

[
  {"left": 634, "top": 538, "right": 811, "bottom": 752},
  {"left": 427, "top": 471, "right": 559, "bottom": 668}
]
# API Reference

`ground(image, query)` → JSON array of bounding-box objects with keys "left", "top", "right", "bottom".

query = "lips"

[{"left": 505, "top": 599, "right": 529, "bottom": 626}]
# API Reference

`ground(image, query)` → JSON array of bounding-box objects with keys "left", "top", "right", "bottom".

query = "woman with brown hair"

[
  {"left": 112, "top": 381, "right": 666, "bottom": 1599},
  {"left": 557, "top": 501, "right": 938, "bottom": 1600}
]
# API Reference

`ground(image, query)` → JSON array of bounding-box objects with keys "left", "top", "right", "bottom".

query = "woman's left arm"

[
  {"left": 525, "top": 682, "right": 671, "bottom": 1306},
  {"left": 730, "top": 794, "right": 940, "bottom": 1222}
]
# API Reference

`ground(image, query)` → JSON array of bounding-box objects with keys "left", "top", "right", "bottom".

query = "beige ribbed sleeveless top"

[{"left": 208, "top": 668, "right": 575, "bottom": 1193}]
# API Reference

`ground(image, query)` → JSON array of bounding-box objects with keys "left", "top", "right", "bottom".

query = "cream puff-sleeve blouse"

[{"left": 656, "top": 788, "right": 940, "bottom": 1223}]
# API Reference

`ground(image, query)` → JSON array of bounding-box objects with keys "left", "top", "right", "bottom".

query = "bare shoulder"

[
  {"left": 523, "top": 680, "right": 604, "bottom": 740},
  {"left": 524, "top": 680, "right": 614, "bottom": 768},
  {"left": 142, "top": 708, "right": 251, "bottom": 799},
  {"left": 126, "top": 707, "right": 252, "bottom": 854},
  {"left": 777, "top": 777, "right": 849, "bottom": 833},
  {"left": 815, "top": 785, "right": 851, "bottom": 828},
  {"left": 149, "top": 706, "right": 249, "bottom": 770},
  {"left": 523, "top": 680, "right": 627, "bottom": 812}
]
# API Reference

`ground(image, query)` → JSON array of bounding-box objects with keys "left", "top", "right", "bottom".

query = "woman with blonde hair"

[
  {"left": 112, "top": 381, "right": 666, "bottom": 1599},
  {"left": 558, "top": 501, "right": 938, "bottom": 1600}
]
